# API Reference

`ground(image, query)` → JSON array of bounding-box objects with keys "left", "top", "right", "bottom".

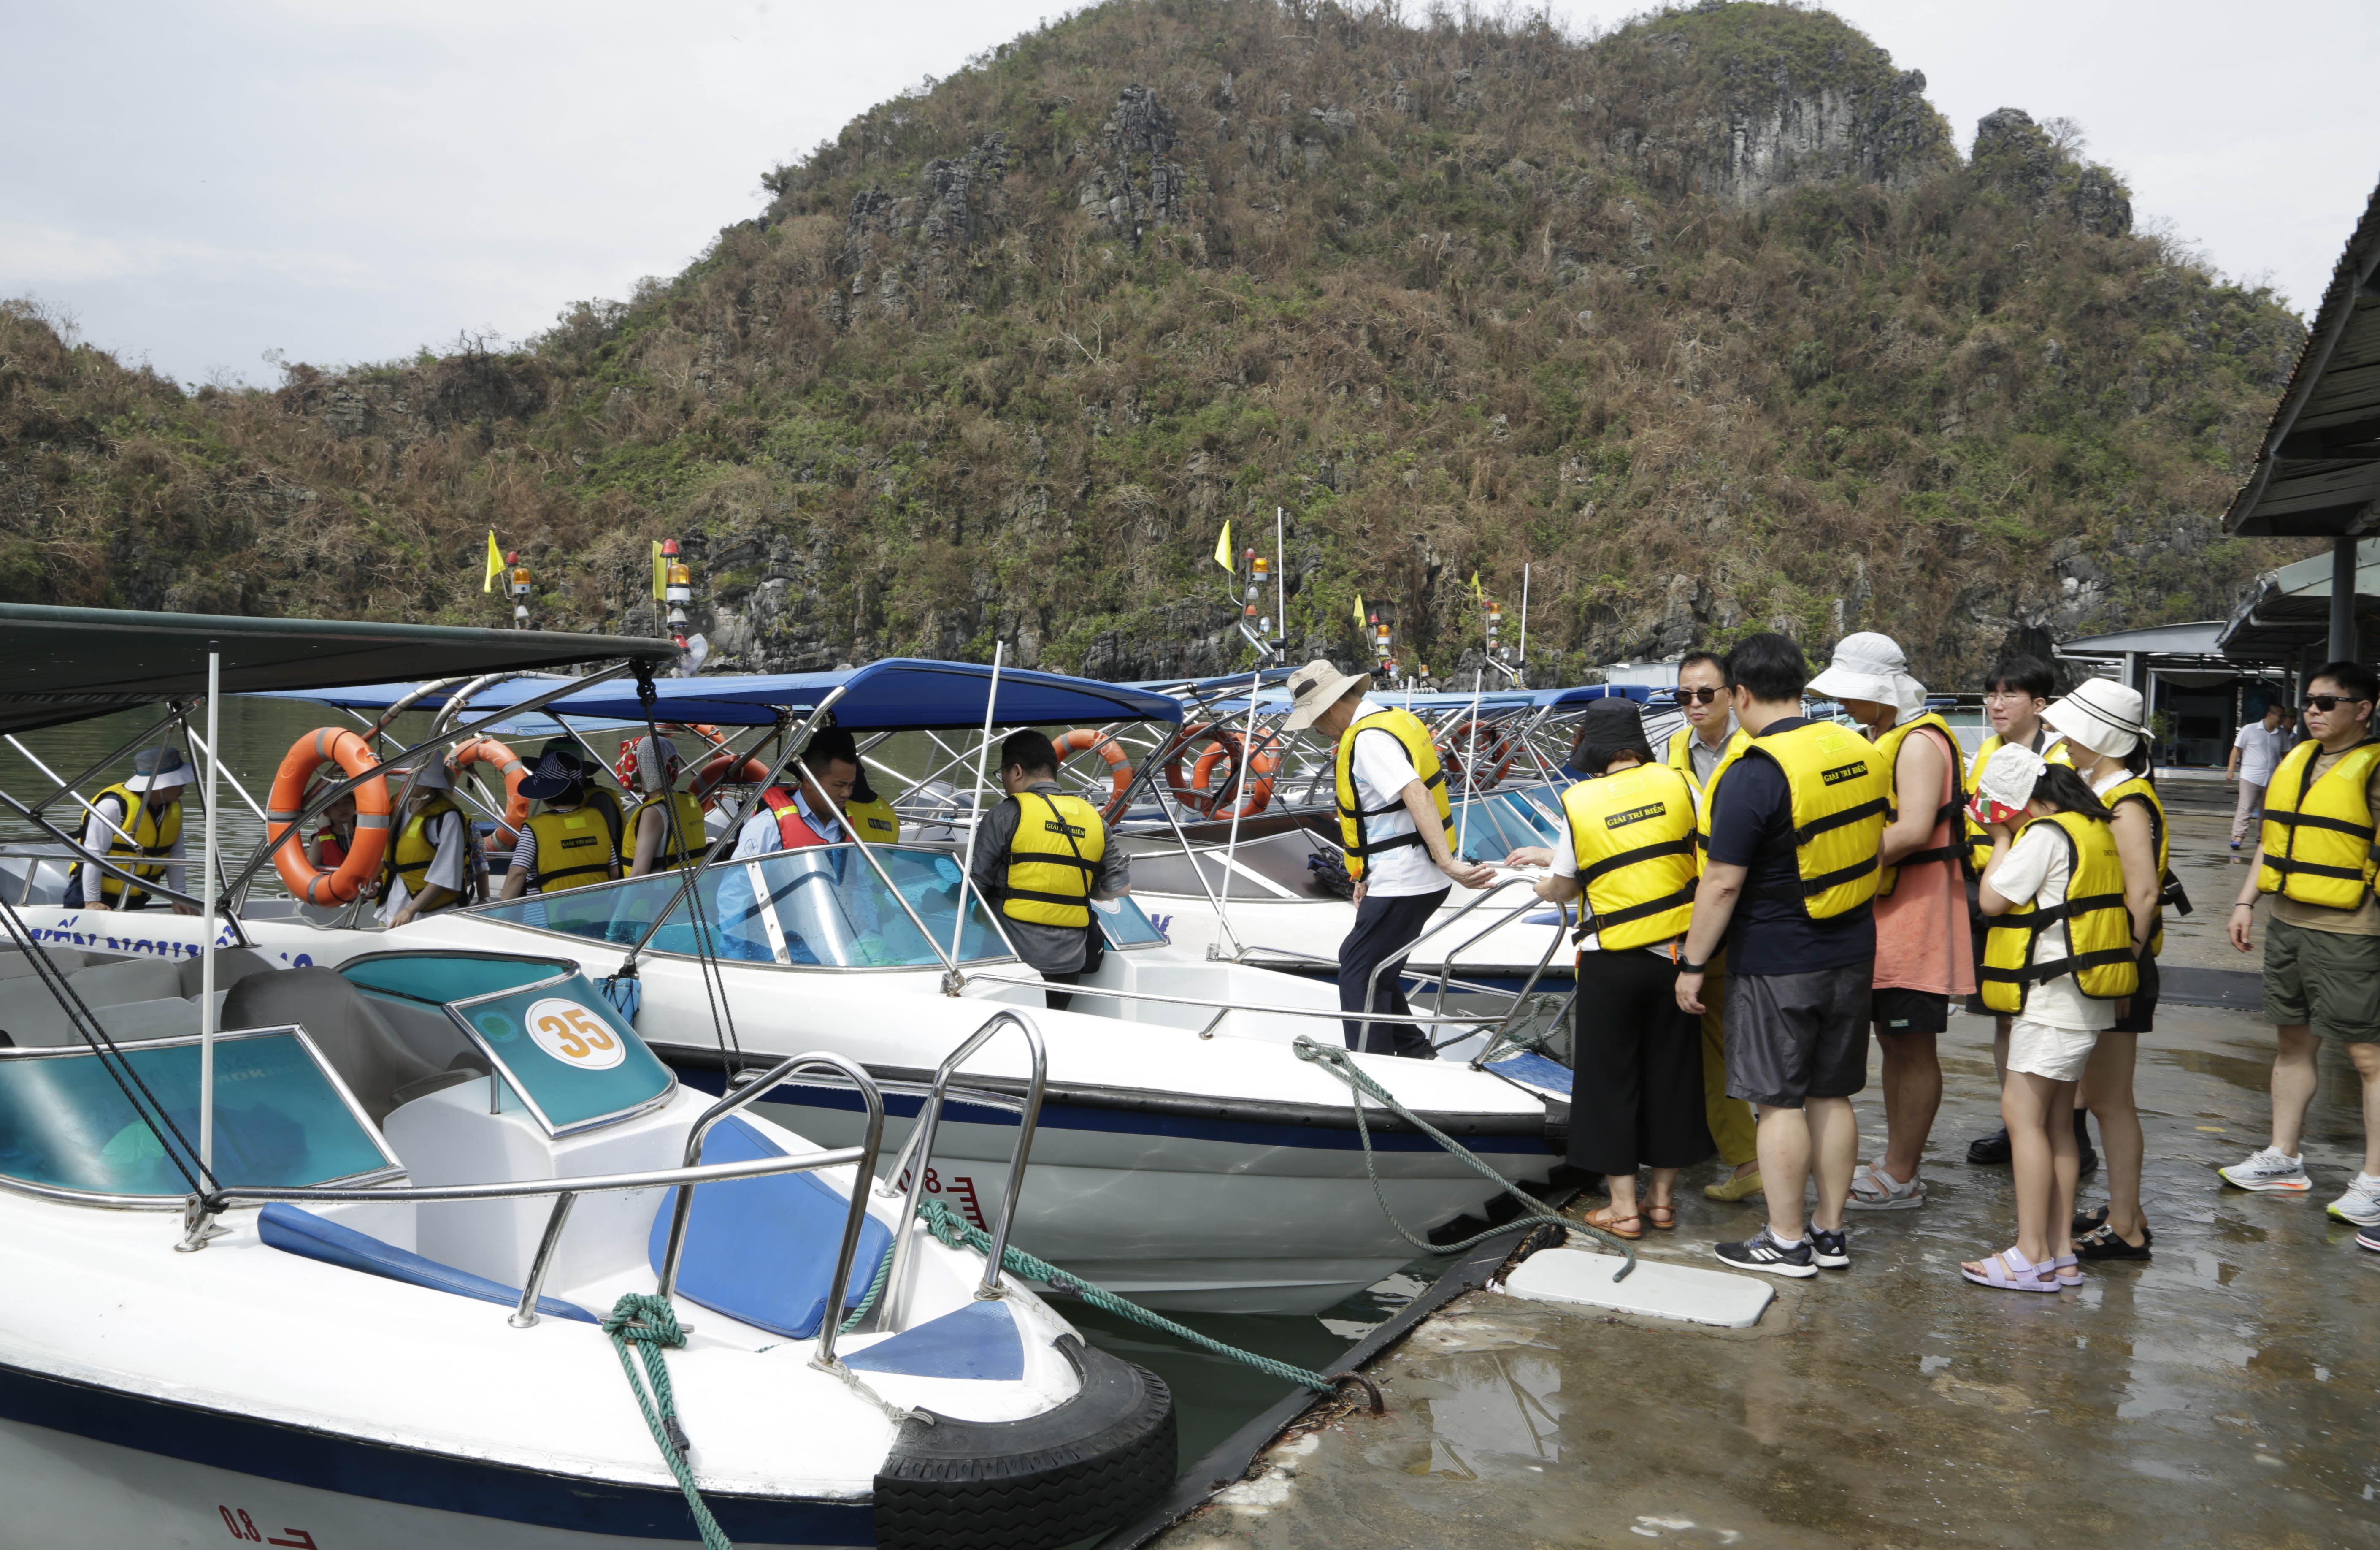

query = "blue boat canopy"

[{"left": 257, "top": 658, "right": 1184, "bottom": 732}]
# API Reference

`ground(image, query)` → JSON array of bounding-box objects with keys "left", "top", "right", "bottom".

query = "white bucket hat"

[
  {"left": 1807, "top": 631, "right": 1928, "bottom": 718},
  {"left": 404, "top": 758, "right": 452, "bottom": 791},
  {"left": 1280, "top": 658, "right": 1372, "bottom": 733},
  {"left": 1974, "top": 742, "right": 2047, "bottom": 821},
  {"left": 124, "top": 747, "right": 193, "bottom": 793},
  {"left": 2043, "top": 678, "right": 2145, "bottom": 760}
]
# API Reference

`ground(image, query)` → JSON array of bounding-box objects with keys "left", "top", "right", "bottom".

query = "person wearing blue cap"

[
  {"left": 497, "top": 749, "right": 623, "bottom": 899},
  {"left": 68, "top": 747, "right": 197, "bottom": 915}
]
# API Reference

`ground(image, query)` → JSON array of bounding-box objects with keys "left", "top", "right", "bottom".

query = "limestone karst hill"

[{"left": 0, "top": 0, "right": 2310, "bottom": 685}]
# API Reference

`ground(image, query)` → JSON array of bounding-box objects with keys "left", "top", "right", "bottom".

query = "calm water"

[{"left": 0, "top": 695, "right": 1425, "bottom": 1479}]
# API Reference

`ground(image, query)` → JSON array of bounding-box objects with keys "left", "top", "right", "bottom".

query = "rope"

[
  {"left": 836, "top": 1233, "right": 896, "bottom": 1336},
  {"left": 602, "top": 1293, "right": 733, "bottom": 1550},
  {"left": 1289, "top": 1035, "right": 1635, "bottom": 1279},
  {"left": 916, "top": 1200, "right": 1338, "bottom": 1392}
]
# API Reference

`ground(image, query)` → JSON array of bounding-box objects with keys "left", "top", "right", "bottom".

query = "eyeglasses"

[
  {"left": 2303, "top": 695, "right": 2373, "bottom": 713},
  {"left": 1982, "top": 691, "right": 2043, "bottom": 706},
  {"left": 1672, "top": 686, "right": 1724, "bottom": 706}
]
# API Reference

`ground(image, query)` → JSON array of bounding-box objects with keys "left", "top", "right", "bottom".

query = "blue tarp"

[{"left": 249, "top": 657, "right": 1184, "bottom": 732}]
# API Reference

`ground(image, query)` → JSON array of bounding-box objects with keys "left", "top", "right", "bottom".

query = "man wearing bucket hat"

[
  {"left": 1807, "top": 632, "right": 1973, "bottom": 1213},
  {"left": 1282, "top": 658, "right": 1496, "bottom": 1057},
  {"left": 2223, "top": 659, "right": 2380, "bottom": 1230},
  {"left": 498, "top": 748, "right": 624, "bottom": 899},
  {"left": 380, "top": 757, "right": 471, "bottom": 927},
  {"left": 68, "top": 747, "right": 197, "bottom": 914},
  {"left": 2042, "top": 678, "right": 2167, "bottom": 1260}
]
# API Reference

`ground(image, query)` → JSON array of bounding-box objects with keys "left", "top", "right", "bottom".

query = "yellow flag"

[
  {"left": 1353, "top": 593, "right": 1366, "bottom": 628},
  {"left": 1213, "top": 520, "right": 1233, "bottom": 572},
  {"left": 1470, "top": 570, "right": 1483, "bottom": 603},
  {"left": 482, "top": 530, "right": 503, "bottom": 593},
  {"left": 651, "top": 540, "right": 666, "bottom": 602}
]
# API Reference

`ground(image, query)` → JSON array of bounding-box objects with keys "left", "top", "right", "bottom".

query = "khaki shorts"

[{"left": 2263, "top": 916, "right": 2380, "bottom": 1042}]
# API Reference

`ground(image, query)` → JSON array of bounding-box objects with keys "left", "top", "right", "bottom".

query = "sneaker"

[
  {"left": 1715, "top": 1226, "right": 1817, "bottom": 1279},
  {"left": 2358, "top": 1225, "right": 2380, "bottom": 1254},
  {"left": 1810, "top": 1226, "right": 1850, "bottom": 1269},
  {"left": 2218, "top": 1147, "right": 2312, "bottom": 1193},
  {"left": 2326, "top": 1172, "right": 2380, "bottom": 1225},
  {"left": 1967, "top": 1128, "right": 2012, "bottom": 1165},
  {"left": 2230, "top": 840, "right": 2242, "bottom": 851}
]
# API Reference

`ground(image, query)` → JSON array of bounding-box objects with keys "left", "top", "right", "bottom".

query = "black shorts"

[
  {"left": 1723, "top": 963, "right": 1870, "bottom": 1108},
  {"left": 2110, "top": 952, "right": 2158, "bottom": 1035},
  {"left": 1872, "top": 986, "right": 1948, "bottom": 1036}
]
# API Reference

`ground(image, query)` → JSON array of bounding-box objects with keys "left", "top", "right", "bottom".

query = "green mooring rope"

[
  {"left": 603, "top": 1293, "right": 734, "bottom": 1550},
  {"left": 1289, "top": 1035, "right": 1634, "bottom": 1280},
  {"left": 916, "top": 1200, "right": 1339, "bottom": 1392}
]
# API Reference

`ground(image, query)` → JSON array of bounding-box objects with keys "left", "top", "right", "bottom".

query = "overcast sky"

[{"left": 5, "top": 1, "right": 2374, "bottom": 388}]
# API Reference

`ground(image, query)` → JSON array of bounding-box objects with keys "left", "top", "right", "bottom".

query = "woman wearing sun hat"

[
  {"left": 68, "top": 746, "right": 197, "bottom": 914},
  {"left": 2041, "top": 678, "right": 2166, "bottom": 1261}
]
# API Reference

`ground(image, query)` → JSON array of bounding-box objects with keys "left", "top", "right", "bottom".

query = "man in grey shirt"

[{"left": 967, "top": 730, "right": 1130, "bottom": 1008}]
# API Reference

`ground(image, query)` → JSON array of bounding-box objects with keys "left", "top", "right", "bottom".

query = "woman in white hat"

[
  {"left": 2041, "top": 678, "right": 2165, "bottom": 1261},
  {"left": 70, "top": 746, "right": 196, "bottom": 915}
]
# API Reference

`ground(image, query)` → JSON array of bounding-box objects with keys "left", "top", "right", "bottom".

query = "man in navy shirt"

[{"left": 1675, "top": 633, "right": 1877, "bottom": 1278}]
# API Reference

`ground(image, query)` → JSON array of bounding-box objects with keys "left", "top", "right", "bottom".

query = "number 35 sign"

[{"left": 525, "top": 999, "right": 625, "bottom": 1071}]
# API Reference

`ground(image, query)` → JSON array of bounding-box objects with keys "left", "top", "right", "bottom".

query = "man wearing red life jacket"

[{"left": 715, "top": 729, "right": 869, "bottom": 961}]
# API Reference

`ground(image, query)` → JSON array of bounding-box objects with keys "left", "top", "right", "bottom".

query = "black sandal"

[
  {"left": 2073, "top": 1205, "right": 2109, "bottom": 1235},
  {"left": 2074, "top": 1222, "right": 2151, "bottom": 1261}
]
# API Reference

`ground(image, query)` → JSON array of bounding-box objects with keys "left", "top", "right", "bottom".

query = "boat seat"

[
  {"left": 0, "top": 946, "right": 84, "bottom": 980},
  {"left": 646, "top": 1116, "right": 892, "bottom": 1341},
  {"left": 67, "top": 959, "right": 187, "bottom": 1006},
  {"left": 259, "top": 1204, "right": 597, "bottom": 1324},
  {"left": 223, "top": 968, "right": 464, "bottom": 1124},
  {"left": 177, "top": 948, "right": 273, "bottom": 999}
]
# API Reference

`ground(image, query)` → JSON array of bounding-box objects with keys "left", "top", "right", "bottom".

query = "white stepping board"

[{"left": 1501, "top": 1248, "right": 1774, "bottom": 1328}]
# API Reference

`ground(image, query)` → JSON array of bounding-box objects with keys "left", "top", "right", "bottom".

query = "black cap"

[{"left": 517, "top": 748, "right": 587, "bottom": 802}]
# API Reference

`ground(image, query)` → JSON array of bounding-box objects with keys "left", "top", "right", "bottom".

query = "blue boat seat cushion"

[
  {"left": 646, "top": 1117, "right": 892, "bottom": 1341},
  {"left": 259, "top": 1203, "right": 598, "bottom": 1324}
]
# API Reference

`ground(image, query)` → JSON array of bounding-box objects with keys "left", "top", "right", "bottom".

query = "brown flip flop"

[
  {"left": 1578, "top": 1203, "right": 1643, "bottom": 1240},
  {"left": 1642, "top": 1203, "right": 1677, "bottom": 1231}
]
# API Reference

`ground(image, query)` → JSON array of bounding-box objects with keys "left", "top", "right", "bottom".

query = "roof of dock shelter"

[
  {"left": 2218, "top": 537, "right": 2380, "bottom": 660},
  {"left": 2224, "top": 178, "right": 2380, "bottom": 539},
  {"left": 0, "top": 603, "right": 673, "bottom": 738}
]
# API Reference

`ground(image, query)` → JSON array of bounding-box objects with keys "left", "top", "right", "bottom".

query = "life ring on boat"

[
  {"left": 1442, "top": 719, "right": 1516, "bottom": 790},
  {"left": 450, "top": 736, "right": 532, "bottom": 848},
  {"left": 1053, "top": 728, "right": 1135, "bottom": 805},
  {"left": 267, "top": 729, "right": 391, "bottom": 905},
  {"left": 1161, "top": 724, "right": 1224, "bottom": 815},
  {"left": 1190, "top": 728, "right": 1280, "bottom": 820},
  {"left": 694, "top": 751, "right": 774, "bottom": 811}
]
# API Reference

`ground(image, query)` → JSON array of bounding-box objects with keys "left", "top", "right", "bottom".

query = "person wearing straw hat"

[
  {"left": 380, "top": 758, "right": 470, "bottom": 927},
  {"left": 498, "top": 749, "right": 624, "bottom": 899},
  {"left": 1282, "top": 658, "right": 1495, "bottom": 1058},
  {"left": 2042, "top": 678, "right": 2166, "bottom": 1261},
  {"left": 2222, "top": 659, "right": 2380, "bottom": 1230},
  {"left": 68, "top": 747, "right": 196, "bottom": 915},
  {"left": 1807, "top": 632, "right": 1973, "bottom": 1214}
]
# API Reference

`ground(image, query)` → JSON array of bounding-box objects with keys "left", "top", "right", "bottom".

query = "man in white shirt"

[
  {"left": 1281, "top": 660, "right": 1494, "bottom": 1057},
  {"left": 2226, "top": 702, "right": 2290, "bottom": 851},
  {"left": 71, "top": 746, "right": 195, "bottom": 914}
]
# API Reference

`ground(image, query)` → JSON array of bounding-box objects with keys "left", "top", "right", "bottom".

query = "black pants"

[
  {"left": 1039, "top": 923, "right": 1105, "bottom": 1012},
  {"left": 1338, "top": 887, "right": 1449, "bottom": 1057},
  {"left": 61, "top": 876, "right": 148, "bottom": 910},
  {"left": 1570, "top": 947, "right": 1712, "bottom": 1175}
]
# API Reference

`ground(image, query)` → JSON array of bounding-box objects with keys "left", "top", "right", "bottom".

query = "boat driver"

[
  {"left": 69, "top": 746, "right": 197, "bottom": 915},
  {"left": 967, "top": 730, "right": 1131, "bottom": 1010}
]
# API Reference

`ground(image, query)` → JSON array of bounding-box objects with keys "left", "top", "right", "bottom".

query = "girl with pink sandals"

[{"left": 1961, "top": 747, "right": 2141, "bottom": 1293}]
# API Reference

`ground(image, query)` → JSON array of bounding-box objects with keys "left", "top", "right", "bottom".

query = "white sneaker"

[
  {"left": 2326, "top": 1172, "right": 2380, "bottom": 1225},
  {"left": 2218, "top": 1147, "right": 2312, "bottom": 1193}
]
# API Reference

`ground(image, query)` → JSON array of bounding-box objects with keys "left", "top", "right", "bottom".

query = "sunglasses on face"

[
  {"left": 2303, "top": 695, "right": 2373, "bottom": 714},
  {"left": 1672, "top": 686, "right": 1724, "bottom": 706}
]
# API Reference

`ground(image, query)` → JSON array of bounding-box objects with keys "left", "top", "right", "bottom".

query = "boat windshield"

[
  {"left": 1451, "top": 788, "right": 1563, "bottom": 857},
  {"left": 469, "top": 844, "right": 1014, "bottom": 970},
  {"left": 0, "top": 1030, "right": 396, "bottom": 1200},
  {"left": 342, "top": 954, "right": 673, "bottom": 1137}
]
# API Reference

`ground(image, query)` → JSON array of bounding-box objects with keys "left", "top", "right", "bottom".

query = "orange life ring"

[
  {"left": 1190, "top": 728, "right": 1281, "bottom": 820},
  {"left": 694, "top": 750, "right": 774, "bottom": 811},
  {"left": 268, "top": 729, "right": 391, "bottom": 905},
  {"left": 452, "top": 736, "right": 532, "bottom": 848},
  {"left": 1162, "top": 724, "right": 1223, "bottom": 816},
  {"left": 1053, "top": 728, "right": 1135, "bottom": 805},
  {"left": 1443, "top": 719, "right": 1516, "bottom": 790}
]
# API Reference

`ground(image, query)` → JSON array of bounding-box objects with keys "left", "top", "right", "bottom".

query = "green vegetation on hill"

[{"left": 0, "top": 0, "right": 2309, "bottom": 686}]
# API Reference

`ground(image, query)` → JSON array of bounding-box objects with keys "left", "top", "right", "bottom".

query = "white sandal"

[{"left": 1846, "top": 1160, "right": 1926, "bottom": 1211}]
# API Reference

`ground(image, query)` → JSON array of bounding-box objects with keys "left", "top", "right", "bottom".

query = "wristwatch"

[{"left": 1680, "top": 958, "right": 1708, "bottom": 975}]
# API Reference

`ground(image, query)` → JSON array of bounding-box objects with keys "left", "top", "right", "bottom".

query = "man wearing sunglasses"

[
  {"left": 1664, "top": 652, "right": 1760, "bottom": 1202},
  {"left": 2224, "top": 660, "right": 2380, "bottom": 1238}
]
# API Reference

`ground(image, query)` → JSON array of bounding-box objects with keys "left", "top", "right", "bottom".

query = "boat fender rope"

[
  {"left": 1288, "top": 1035, "right": 1636, "bottom": 1282},
  {"left": 602, "top": 1293, "right": 733, "bottom": 1550},
  {"left": 915, "top": 1200, "right": 1346, "bottom": 1395}
]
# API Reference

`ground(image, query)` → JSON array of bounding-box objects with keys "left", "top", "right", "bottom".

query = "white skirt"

[{"left": 2007, "top": 1016, "right": 2099, "bottom": 1083}]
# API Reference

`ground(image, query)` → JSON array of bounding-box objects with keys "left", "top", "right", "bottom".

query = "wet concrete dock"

[{"left": 1150, "top": 788, "right": 2380, "bottom": 1549}]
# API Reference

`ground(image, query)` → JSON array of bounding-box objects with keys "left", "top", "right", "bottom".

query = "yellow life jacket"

[
  {"left": 845, "top": 794, "right": 901, "bottom": 845},
  {"left": 1704, "top": 721, "right": 1891, "bottom": 921},
  {"left": 2256, "top": 737, "right": 2380, "bottom": 910},
  {"left": 630, "top": 791, "right": 711, "bottom": 872},
  {"left": 1665, "top": 722, "right": 1749, "bottom": 796},
  {"left": 1333, "top": 708, "right": 1453, "bottom": 880},
  {"left": 389, "top": 795, "right": 463, "bottom": 903},
  {"left": 522, "top": 805, "right": 618, "bottom": 894},
  {"left": 2101, "top": 773, "right": 2171, "bottom": 956},
  {"left": 1691, "top": 733, "right": 1756, "bottom": 851},
  {"left": 1964, "top": 730, "right": 2072, "bottom": 872},
  {"left": 581, "top": 784, "right": 628, "bottom": 859},
  {"left": 1561, "top": 763, "right": 1699, "bottom": 951},
  {"left": 90, "top": 782, "right": 182, "bottom": 905},
  {"left": 1001, "top": 789, "right": 1106, "bottom": 928},
  {"left": 1872, "top": 712, "right": 1967, "bottom": 898},
  {"left": 1979, "top": 810, "right": 2140, "bottom": 1013}
]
